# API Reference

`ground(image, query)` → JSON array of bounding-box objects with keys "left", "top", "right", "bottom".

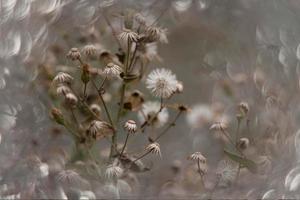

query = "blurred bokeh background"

[{"left": 1, "top": 0, "right": 300, "bottom": 198}]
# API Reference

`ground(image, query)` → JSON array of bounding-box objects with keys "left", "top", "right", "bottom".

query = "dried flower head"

[
  {"left": 65, "top": 93, "right": 78, "bottom": 106},
  {"left": 51, "top": 107, "right": 64, "bottom": 125},
  {"left": 124, "top": 90, "right": 144, "bottom": 111},
  {"left": 210, "top": 121, "right": 227, "bottom": 131},
  {"left": 103, "top": 62, "right": 123, "bottom": 78},
  {"left": 188, "top": 152, "right": 206, "bottom": 164},
  {"left": 118, "top": 28, "right": 138, "bottom": 43},
  {"left": 138, "top": 101, "right": 169, "bottom": 128},
  {"left": 146, "top": 142, "right": 161, "bottom": 157},
  {"left": 89, "top": 120, "right": 114, "bottom": 138},
  {"left": 53, "top": 72, "right": 73, "bottom": 84},
  {"left": 105, "top": 164, "right": 124, "bottom": 179},
  {"left": 238, "top": 101, "right": 250, "bottom": 115},
  {"left": 89, "top": 104, "right": 101, "bottom": 116},
  {"left": 145, "top": 26, "right": 168, "bottom": 43},
  {"left": 82, "top": 44, "right": 97, "bottom": 57},
  {"left": 238, "top": 137, "right": 250, "bottom": 150},
  {"left": 134, "top": 13, "right": 146, "bottom": 25},
  {"left": 146, "top": 68, "right": 178, "bottom": 98},
  {"left": 56, "top": 84, "right": 71, "bottom": 95},
  {"left": 67, "top": 47, "right": 81, "bottom": 61},
  {"left": 124, "top": 120, "right": 137, "bottom": 134}
]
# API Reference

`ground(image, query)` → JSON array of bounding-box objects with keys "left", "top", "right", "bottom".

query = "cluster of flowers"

[{"left": 49, "top": 11, "right": 187, "bottom": 198}]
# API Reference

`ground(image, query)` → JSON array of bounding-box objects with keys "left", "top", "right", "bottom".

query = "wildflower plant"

[{"left": 49, "top": 8, "right": 187, "bottom": 196}]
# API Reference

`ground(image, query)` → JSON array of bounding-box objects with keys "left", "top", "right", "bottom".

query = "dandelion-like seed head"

[
  {"left": 118, "top": 28, "right": 138, "bottom": 43},
  {"left": 146, "top": 68, "right": 178, "bottom": 98},
  {"left": 65, "top": 93, "right": 78, "bottom": 106},
  {"left": 124, "top": 120, "right": 137, "bottom": 134},
  {"left": 105, "top": 164, "right": 123, "bottom": 179},
  {"left": 82, "top": 44, "right": 97, "bottom": 57},
  {"left": 188, "top": 152, "right": 207, "bottom": 164},
  {"left": 138, "top": 101, "right": 169, "bottom": 128},
  {"left": 146, "top": 142, "right": 161, "bottom": 157},
  {"left": 56, "top": 84, "right": 71, "bottom": 95},
  {"left": 103, "top": 62, "right": 123, "bottom": 78},
  {"left": 67, "top": 47, "right": 81, "bottom": 61},
  {"left": 53, "top": 72, "right": 73, "bottom": 84}
]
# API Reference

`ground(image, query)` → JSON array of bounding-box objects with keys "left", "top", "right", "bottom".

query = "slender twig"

[
  {"left": 197, "top": 160, "right": 206, "bottom": 189},
  {"left": 90, "top": 79, "right": 114, "bottom": 127},
  {"left": 120, "top": 132, "right": 130, "bottom": 157},
  {"left": 153, "top": 110, "right": 182, "bottom": 142},
  {"left": 141, "top": 98, "right": 164, "bottom": 131}
]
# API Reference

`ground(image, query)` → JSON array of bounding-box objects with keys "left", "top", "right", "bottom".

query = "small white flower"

[
  {"left": 186, "top": 104, "right": 213, "bottom": 128},
  {"left": 118, "top": 28, "right": 138, "bottom": 43},
  {"left": 53, "top": 72, "right": 73, "bottom": 84},
  {"left": 124, "top": 120, "right": 137, "bottom": 134},
  {"left": 175, "top": 81, "right": 184, "bottom": 93},
  {"left": 105, "top": 164, "right": 123, "bottom": 179},
  {"left": 65, "top": 93, "right": 78, "bottom": 106},
  {"left": 67, "top": 47, "right": 81, "bottom": 61},
  {"left": 82, "top": 44, "right": 97, "bottom": 57},
  {"left": 146, "top": 142, "right": 161, "bottom": 157},
  {"left": 138, "top": 101, "right": 169, "bottom": 128},
  {"left": 56, "top": 84, "right": 71, "bottom": 95},
  {"left": 146, "top": 68, "right": 178, "bottom": 98},
  {"left": 103, "top": 63, "right": 122, "bottom": 78},
  {"left": 188, "top": 152, "right": 206, "bottom": 164}
]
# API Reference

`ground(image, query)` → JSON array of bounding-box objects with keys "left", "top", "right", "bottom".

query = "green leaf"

[{"left": 224, "top": 149, "right": 258, "bottom": 173}]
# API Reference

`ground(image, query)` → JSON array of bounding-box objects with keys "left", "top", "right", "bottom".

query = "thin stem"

[
  {"left": 235, "top": 118, "right": 242, "bottom": 185},
  {"left": 100, "top": 8, "right": 123, "bottom": 49},
  {"left": 197, "top": 160, "right": 206, "bottom": 189},
  {"left": 141, "top": 98, "right": 164, "bottom": 131},
  {"left": 130, "top": 150, "right": 151, "bottom": 165},
  {"left": 91, "top": 80, "right": 114, "bottom": 127},
  {"left": 83, "top": 83, "right": 87, "bottom": 99},
  {"left": 120, "top": 132, "right": 130, "bottom": 157},
  {"left": 153, "top": 110, "right": 182, "bottom": 142}
]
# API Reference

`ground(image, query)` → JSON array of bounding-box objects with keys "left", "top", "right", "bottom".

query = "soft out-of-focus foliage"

[{"left": 1, "top": 0, "right": 300, "bottom": 199}]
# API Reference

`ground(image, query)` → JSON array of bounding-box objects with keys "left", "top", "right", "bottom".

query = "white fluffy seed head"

[
  {"left": 53, "top": 72, "right": 73, "bottom": 84},
  {"left": 89, "top": 120, "right": 114, "bottom": 138},
  {"left": 124, "top": 120, "right": 137, "bottom": 134},
  {"left": 146, "top": 68, "right": 178, "bottom": 98},
  {"left": 146, "top": 142, "right": 161, "bottom": 157},
  {"left": 138, "top": 101, "right": 169, "bottom": 128}
]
